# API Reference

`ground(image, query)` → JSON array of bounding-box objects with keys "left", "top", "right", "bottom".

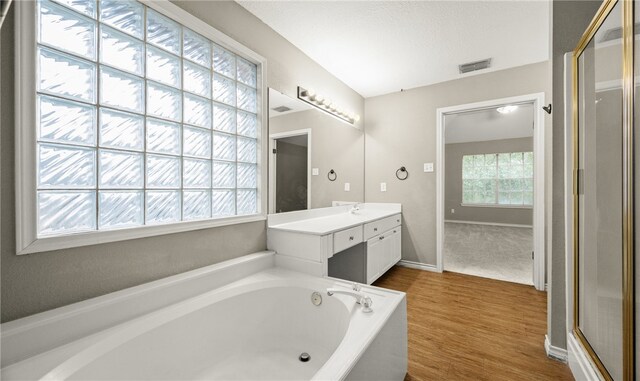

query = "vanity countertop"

[{"left": 268, "top": 204, "right": 401, "bottom": 235}]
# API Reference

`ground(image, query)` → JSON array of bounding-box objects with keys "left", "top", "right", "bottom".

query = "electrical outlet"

[
  {"left": 451, "top": 208, "right": 455, "bottom": 214},
  {"left": 424, "top": 163, "right": 434, "bottom": 172},
  {"left": 380, "top": 182, "right": 387, "bottom": 192},
  {"left": 312, "top": 168, "right": 319, "bottom": 176},
  {"left": 344, "top": 182, "right": 350, "bottom": 191}
]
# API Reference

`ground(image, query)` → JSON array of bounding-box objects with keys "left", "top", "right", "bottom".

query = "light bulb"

[
  {"left": 496, "top": 105, "right": 518, "bottom": 114},
  {"left": 307, "top": 88, "right": 316, "bottom": 101}
]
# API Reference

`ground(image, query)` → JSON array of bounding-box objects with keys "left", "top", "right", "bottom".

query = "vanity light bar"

[{"left": 297, "top": 86, "right": 360, "bottom": 125}]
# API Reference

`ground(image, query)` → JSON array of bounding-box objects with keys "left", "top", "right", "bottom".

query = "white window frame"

[
  {"left": 15, "top": 0, "right": 268, "bottom": 254},
  {"left": 460, "top": 152, "right": 534, "bottom": 208}
]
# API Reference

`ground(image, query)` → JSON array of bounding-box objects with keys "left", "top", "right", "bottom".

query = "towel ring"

[
  {"left": 396, "top": 166, "right": 409, "bottom": 180},
  {"left": 327, "top": 169, "right": 337, "bottom": 181}
]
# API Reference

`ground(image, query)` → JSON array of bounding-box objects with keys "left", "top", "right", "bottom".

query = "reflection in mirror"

[
  {"left": 268, "top": 88, "right": 364, "bottom": 213},
  {"left": 576, "top": 1, "right": 622, "bottom": 379}
]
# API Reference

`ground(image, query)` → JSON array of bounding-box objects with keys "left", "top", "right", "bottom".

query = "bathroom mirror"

[{"left": 267, "top": 88, "right": 364, "bottom": 213}]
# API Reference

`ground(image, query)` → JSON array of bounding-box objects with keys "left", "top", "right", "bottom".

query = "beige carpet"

[{"left": 444, "top": 222, "right": 533, "bottom": 285}]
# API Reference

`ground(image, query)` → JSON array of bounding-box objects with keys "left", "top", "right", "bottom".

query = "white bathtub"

[{"left": 1, "top": 252, "right": 407, "bottom": 380}]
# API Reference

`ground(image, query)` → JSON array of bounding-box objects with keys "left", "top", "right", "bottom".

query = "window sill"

[
  {"left": 460, "top": 203, "right": 533, "bottom": 209},
  {"left": 17, "top": 214, "right": 267, "bottom": 255}
]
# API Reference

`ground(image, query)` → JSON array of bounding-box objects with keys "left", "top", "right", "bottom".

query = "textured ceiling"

[
  {"left": 238, "top": 1, "right": 550, "bottom": 98},
  {"left": 445, "top": 103, "right": 534, "bottom": 144}
]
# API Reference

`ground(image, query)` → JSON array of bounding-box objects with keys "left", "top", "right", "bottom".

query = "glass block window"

[
  {"left": 462, "top": 152, "right": 533, "bottom": 206},
  {"left": 35, "top": 0, "right": 259, "bottom": 237}
]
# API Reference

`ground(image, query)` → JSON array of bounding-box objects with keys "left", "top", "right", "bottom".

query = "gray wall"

[
  {"left": 365, "top": 61, "right": 551, "bottom": 266},
  {"left": 445, "top": 138, "right": 533, "bottom": 226},
  {"left": 549, "top": 0, "right": 602, "bottom": 350},
  {"left": 0, "top": 1, "right": 364, "bottom": 322},
  {"left": 275, "top": 140, "right": 307, "bottom": 213},
  {"left": 270, "top": 110, "right": 365, "bottom": 208}
]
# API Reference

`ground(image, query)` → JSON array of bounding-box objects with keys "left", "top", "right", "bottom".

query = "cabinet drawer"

[
  {"left": 333, "top": 225, "right": 363, "bottom": 254},
  {"left": 364, "top": 213, "right": 401, "bottom": 240}
]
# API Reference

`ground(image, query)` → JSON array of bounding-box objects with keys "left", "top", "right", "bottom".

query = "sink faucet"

[
  {"left": 327, "top": 283, "right": 373, "bottom": 312},
  {"left": 350, "top": 203, "right": 360, "bottom": 214}
]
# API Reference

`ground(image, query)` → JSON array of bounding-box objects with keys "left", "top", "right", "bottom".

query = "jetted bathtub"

[{"left": 1, "top": 252, "right": 407, "bottom": 380}]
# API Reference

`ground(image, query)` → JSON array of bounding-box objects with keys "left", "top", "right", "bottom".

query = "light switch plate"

[
  {"left": 344, "top": 182, "right": 350, "bottom": 191},
  {"left": 312, "top": 168, "right": 319, "bottom": 176},
  {"left": 424, "top": 163, "right": 434, "bottom": 172},
  {"left": 380, "top": 182, "right": 387, "bottom": 192}
]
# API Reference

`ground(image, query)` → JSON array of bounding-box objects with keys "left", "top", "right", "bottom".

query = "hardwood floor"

[{"left": 373, "top": 266, "right": 573, "bottom": 381}]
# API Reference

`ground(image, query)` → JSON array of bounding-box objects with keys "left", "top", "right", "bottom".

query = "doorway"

[
  {"left": 268, "top": 129, "right": 311, "bottom": 213},
  {"left": 436, "top": 93, "right": 546, "bottom": 290}
]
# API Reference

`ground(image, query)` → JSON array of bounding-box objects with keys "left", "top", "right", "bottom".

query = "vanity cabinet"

[
  {"left": 366, "top": 227, "right": 401, "bottom": 284},
  {"left": 364, "top": 214, "right": 402, "bottom": 241},
  {"left": 333, "top": 225, "right": 364, "bottom": 254},
  {"left": 267, "top": 204, "right": 402, "bottom": 282}
]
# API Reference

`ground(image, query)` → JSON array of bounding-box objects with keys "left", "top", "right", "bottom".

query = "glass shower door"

[{"left": 574, "top": 1, "right": 624, "bottom": 380}]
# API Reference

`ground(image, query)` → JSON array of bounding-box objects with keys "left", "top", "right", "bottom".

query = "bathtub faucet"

[{"left": 327, "top": 286, "right": 373, "bottom": 313}]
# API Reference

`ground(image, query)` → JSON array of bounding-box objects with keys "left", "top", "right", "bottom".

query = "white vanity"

[{"left": 268, "top": 203, "right": 402, "bottom": 284}]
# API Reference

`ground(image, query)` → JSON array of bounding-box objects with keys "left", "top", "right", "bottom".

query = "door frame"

[
  {"left": 268, "top": 128, "right": 312, "bottom": 214},
  {"left": 435, "top": 92, "right": 546, "bottom": 291}
]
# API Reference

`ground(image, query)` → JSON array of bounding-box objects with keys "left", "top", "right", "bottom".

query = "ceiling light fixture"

[
  {"left": 298, "top": 86, "right": 359, "bottom": 125},
  {"left": 496, "top": 105, "right": 518, "bottom": 114}
]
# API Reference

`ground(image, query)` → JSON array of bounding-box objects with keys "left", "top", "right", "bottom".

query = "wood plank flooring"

[{"left": 373, "top": 266, "right": 573, "bottom": 381}]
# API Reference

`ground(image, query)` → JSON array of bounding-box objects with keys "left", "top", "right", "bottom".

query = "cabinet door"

[
  {"left": 366, "top": 237, "right": 385, "bottom": 284},
  {"left": 383, "top": 228, "right": 401, "bottom": 272},
  {"left": 391, "top": 227, "right": 401, "bottom": 263}
]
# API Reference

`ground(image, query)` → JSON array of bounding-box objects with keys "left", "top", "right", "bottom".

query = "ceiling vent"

[
  {"left": 600, "top": 23, "right": 640, "bottom": 42},
  {"left": 459, "top": 58, "right": 492, "bottom": 74},
  {"left": 272, "top": 106, "right": 292, "bottom": 113}
]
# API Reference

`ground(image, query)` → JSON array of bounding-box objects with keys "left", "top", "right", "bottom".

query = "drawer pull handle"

[
  {"left": 393, "top": 230, "right": 397, "bottom": 233},
  {"left": 396, "top": 219, "right": 400, "bottom": 223},
  {"left": 373, "top": 228, "right": 378, "bottom": 232},
  {"left": 379, "top": 236, "right": 384, "bottom": 240},
  {"left": 349, "top": 236, "right": 354, "bottom": 241}
]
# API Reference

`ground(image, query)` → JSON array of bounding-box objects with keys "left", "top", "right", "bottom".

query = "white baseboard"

[
  {"left": 396, "top": 260, "right": 440, "bottom": 272},
  {"left": 544, "top": 335, "right": 568, "bottom": 363},
  {"left": 567, "top": 333, "right": 603, "bottom": 381},
  {"left": 444, "top": 220, "right": 533, "bottom": 228}
]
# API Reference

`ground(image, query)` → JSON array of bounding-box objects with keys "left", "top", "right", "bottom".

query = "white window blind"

[
  {"left": 34, "top": 0, "right": 261, "bottom": 238},
  {"left": 462, "top": 152, "right": 533, "bottom": 206}
]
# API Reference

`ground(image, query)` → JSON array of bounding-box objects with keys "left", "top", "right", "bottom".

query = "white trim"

[
  {"left": 15, "top": 0, "right": 269, "bottom": 254},
  {"left": 444, "top": 220, "right": 533, "bottom": 229},
  {"left": 15, "top": 0, "right": 38, "bottom": 256},
  {"left": 563, "top": 52, "right": 575, "bottom": 342},
  {"left": 436, "top": 92, "right": 546, "bottom": 290},
  {"left": 17, "top": 215, "right": 267, "bottom": 255},
  {"left": 268, "top": 128, "right": 312, "bottom": 214},
  {"left": 567, "top": 333, "right": 606, "bottom": 381},
  {"left": 544, "top": 334, "right": 568, "bottom": 363},
  {"left": 460, "top": 203, "right": 533, "bottom": 209},
  {"left": 396, "top": 260, "right": 439, "bottom": 272}
]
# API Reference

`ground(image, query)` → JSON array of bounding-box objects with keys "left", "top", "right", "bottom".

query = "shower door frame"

[{"left": 571, "top": 0, "right": 635, "bottom": 380}]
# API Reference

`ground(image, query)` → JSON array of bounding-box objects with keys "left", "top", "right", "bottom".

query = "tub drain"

[{"left": 299, "top": 352, "right": 311, "bottom": 362}]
